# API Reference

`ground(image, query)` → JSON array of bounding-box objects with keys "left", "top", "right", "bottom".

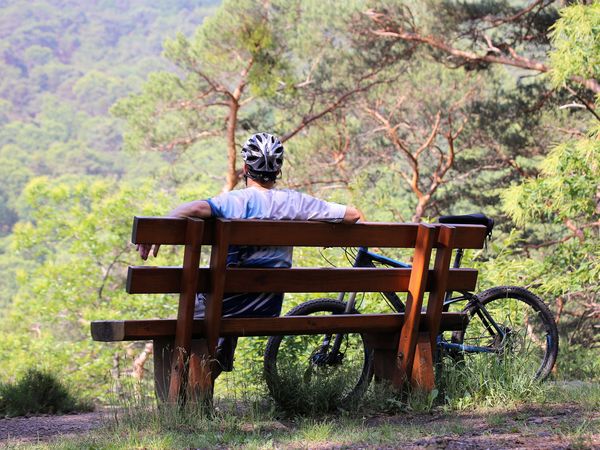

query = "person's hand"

[{"left": 136, "top": 243, "right": 160, "bottom": 260}]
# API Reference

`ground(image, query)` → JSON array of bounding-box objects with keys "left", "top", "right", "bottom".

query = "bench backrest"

[{"left": 129, "top": 217, "right": 485, "bottom": 365}]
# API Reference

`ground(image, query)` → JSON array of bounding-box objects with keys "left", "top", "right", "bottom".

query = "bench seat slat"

[
  {"left": 126, "top": 267, "right": 479, "bottom": 294},
  {"left": 91, "top": 312, "right": 467, "bottom": 342},
  {"left": 131, "top": 217, "right": 487, "bottom": 249}
]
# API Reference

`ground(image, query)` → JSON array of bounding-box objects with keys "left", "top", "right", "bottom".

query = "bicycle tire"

[
  {"left": 263, "top": 298, "right": 374, "bottom": 411},
  {"left": 451, "top": 286, "right": 559, "bottom": 380}
]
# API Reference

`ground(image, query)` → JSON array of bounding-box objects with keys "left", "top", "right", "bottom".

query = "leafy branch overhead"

[
  {"left": 364, "top": 1, "right": 600, "bottom": 94},
  {"left": 113, "top": 0, "right": 394, "bottom": 192}
]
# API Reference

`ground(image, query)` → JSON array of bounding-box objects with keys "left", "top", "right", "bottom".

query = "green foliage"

[
  {"left": 495, "top": 1, "right": 600, "bottom": 380},
  {"left": 557, "top": 346, "right": 600, "bottom": 382},
  {"left": 113, "top": 0, "right": 294, "bottom": 157},
  {"left": 549, "top": 3, "right": 600, "bottom": 87},
  {"left": 0, "top": 176, "right": 181, "bottom": 400},
  {"left": 0, "top": 368, "right": 91, "bottom": 417},
  {"left": 503, "top": 137, "right": 599, "bottom": 226},
  {"left": 181, "top": 0, "right": 290, "bottom": 96},
  {"left": 0, "top": 1, "right": 220, "bottom": 233}
]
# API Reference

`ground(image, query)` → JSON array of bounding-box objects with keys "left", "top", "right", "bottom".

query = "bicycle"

[{"left": 263, "top": 213, "right": 559, "bottom": 408}]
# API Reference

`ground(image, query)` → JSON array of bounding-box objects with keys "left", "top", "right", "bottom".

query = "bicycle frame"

[{"left": 328, "top": 246, "right": 508, "bottom": 356}]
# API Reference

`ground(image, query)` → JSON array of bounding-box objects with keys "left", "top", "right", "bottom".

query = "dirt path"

[
  {"left": 0, "top": 411, "right": 105, "bottom": 444},
  {"left": 364, "top": 403, "right": 599, "bottom": 449},
  {"left": 0, "top": 403, "right": 597, "bottom": 448}
]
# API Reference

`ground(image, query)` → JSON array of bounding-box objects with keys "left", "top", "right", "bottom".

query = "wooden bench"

[{"left": 91, "top": 217, "right": 487, "bottom": 404}]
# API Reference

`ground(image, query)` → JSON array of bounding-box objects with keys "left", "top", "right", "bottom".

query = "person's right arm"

[
  {"left": 168, "top": 200, "right": 212, "bottom": 219},
  {"left": 137, "top": 200, "right": 213, "bottom": 260}
]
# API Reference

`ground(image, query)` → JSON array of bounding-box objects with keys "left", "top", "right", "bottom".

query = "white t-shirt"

[{"left": 206, "top": 187, "right": 347, "bottom": 268}]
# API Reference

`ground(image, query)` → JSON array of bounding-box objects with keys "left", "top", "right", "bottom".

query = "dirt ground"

[
  {"left": 0, "top": 411, "right": 105, "bottom": 444},
  {"left": 0, "top": 403, "right": 598, "bottom": 448},
  {"left": 363, "top": 403, "right": 599, "bottom": 449}
]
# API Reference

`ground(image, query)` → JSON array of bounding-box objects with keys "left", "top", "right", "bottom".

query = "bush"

[{"left": 0, "top": 368, "right": 92, "bottom": 417}]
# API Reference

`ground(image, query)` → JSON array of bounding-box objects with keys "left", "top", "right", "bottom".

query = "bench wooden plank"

[
  {"left": 426, "top": 226, "right": 456, "bottom": 350},
  {"left": 168, "top": 218, "right": 204, "bottom": 403},
  {"left": 413, "top": 225, "right": 456, "bottom": 390},
  {"left": 91, "top": 312, "right": 468, "bottom": 341},
  {"left": 126, "top": 267, "right": 479, "bottom": 294},
  {"left": 131, "top": 217, "right": 487, "bottom": 249},
  {"left": 132, "top": 217, "right": 189, "bottom": 245},
  {"left": 395, "top": 224, "right": 435, "bottom": 388},
  {"left": 225, "top": 220, "right": 487, "bottom": 249},
  {"left": 198, "top": 219, "right": 230, "bottom": 399}
]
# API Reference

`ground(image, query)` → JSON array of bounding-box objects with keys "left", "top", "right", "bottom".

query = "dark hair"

[{"left": 245, "top": 167, "right": 279, "bottom": 183}]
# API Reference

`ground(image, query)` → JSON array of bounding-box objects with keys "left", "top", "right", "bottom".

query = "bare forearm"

[
  {"left": 168, "top": 200, "right": 212, "bottom": 219},
  {"left": 138, "top": 200, "right": 212, "bottom": 260}
]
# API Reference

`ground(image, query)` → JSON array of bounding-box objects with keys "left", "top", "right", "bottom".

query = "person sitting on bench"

[{"left": 137, "top": 132, "right": 362, "bottom": 379}]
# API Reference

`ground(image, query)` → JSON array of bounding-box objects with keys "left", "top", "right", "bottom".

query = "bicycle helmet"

[{"left": 241, "top": 132, "right": 284, "bottom": 173}]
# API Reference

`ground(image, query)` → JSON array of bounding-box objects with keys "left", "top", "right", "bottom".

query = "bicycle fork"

[
  {"left": 438, "top": 298, "right": 508, "bottom": 354},
  {"left": 310, "top": 292, "right": 357, "bottom": 367}
]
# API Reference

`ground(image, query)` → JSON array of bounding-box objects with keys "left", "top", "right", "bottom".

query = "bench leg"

[
  {"left": 373, "top": 349, "right": 397, "bottom": 382},
  {"left": 154, "top": 338, "right": 215, "bottom": 405},
  {"left": 153, "top": 338, "right": 173, "bottom": 403},
  {"left": 167, "top": 345, "right": 189, "bottom": 403},
  {"left": 411, "top": 332, "right": 435, "bottom": 391},
  {"left": 390, "top": 332, "right": 436, "bottom": 392},
  {"left": 188, "top": 339, "right": 214, "bottom": 404}
]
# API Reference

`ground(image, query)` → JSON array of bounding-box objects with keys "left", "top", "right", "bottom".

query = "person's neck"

[{"left": 246, "top": 178, "right": 275, "bottom": 190}]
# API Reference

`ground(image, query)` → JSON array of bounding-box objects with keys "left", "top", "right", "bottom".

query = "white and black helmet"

[{"left": 241, "top": 132, "right": 284, "bottom": 173}]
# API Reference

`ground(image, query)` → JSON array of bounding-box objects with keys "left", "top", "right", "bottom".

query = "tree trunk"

[
  {"left": 412, "top": 195, "right": 430, "bottom": 223},
  {"left": 223, "top": 99, "right": 240, "bottom": 192}
]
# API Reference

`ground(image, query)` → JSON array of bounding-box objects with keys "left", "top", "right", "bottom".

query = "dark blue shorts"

[{"left": 194, "top": 292, "right": 284, "bottom": 319}]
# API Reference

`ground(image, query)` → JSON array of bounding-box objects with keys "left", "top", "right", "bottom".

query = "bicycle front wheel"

[
  {"left": 451, "top": 286, "right": 559, "bottom": 380},
  {"left": 263, "top": 298, "right": 373, "bottom": 412}
]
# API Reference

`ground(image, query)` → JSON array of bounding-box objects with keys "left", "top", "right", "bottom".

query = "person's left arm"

[
  {"left": 342, "top": 206, "right": 364, "bottom": 224},
  {"left": 297, "top": 192, "right": 363, "bottom": 223},
  {"left": 137, "top": 200, "right": 213, "bottom": 260}
]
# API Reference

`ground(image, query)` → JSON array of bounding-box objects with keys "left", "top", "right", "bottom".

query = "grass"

[
  {"left": 2, "top": 353, "right": 598, "bottom": 448},
  {"left": 264, "top": 357, "right": 367, "bottom": 415},
  {"left": 547, "top": 380, "right": 600, "bottom": 411},
  {"left": 4, "top": 388, "right": 598, "bottom": 449},
  {"left": 437, "top": 350, "right": 552, "bottom": 410}
]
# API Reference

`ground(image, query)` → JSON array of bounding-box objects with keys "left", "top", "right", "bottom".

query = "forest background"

[{"left": 0, "top": 0, "right": 597, "bottom": 403}]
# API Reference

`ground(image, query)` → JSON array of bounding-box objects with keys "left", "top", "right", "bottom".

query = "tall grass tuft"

[
  {"left": 99, "top": 373, "right": 286, "bottom": 449},
  {"left": 106, "top": 367, "right": 274, "bottom": 433},
  {"left": 357, "top": 351, "right": 551, "bottom": 415},
  {"left": 266, "top": 361, "right": 364, "bottom": 416},
  {"left": 0, "top": 368, "right": 92, "bottom": 417},
  {"left": 437, "top": 352, "right": 551, "bottom": 409}
]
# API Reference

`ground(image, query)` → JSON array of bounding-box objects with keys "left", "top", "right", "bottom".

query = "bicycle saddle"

[{"left": 438, "top": 213, "right": 494, "bottom": 237}]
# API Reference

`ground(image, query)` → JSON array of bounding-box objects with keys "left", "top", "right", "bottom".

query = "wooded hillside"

[{"left": 0, "top": 0, "right": 597, "bottom": 400}]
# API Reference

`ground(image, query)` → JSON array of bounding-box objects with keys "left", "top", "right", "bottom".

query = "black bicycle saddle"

[{"left": 438, "top": 213, "right": 494, "bottom": 237}]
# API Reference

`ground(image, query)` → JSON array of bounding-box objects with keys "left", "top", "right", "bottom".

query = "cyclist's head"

[{"left": 241, "top": 132, "right": 284, "bottom": 183}]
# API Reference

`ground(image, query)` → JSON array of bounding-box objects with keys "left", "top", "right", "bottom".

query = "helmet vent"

[{"left": 241, "top": 133, "right": 284, "bottom": 174}]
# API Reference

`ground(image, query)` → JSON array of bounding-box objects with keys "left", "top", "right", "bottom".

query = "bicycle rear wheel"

[
  {"left": 263, "top": 298, "right": 374, "bottom": 412},
  {"left": 451, "top": 286, "right": 559, "bottom": 380}
]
